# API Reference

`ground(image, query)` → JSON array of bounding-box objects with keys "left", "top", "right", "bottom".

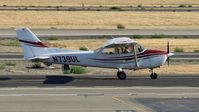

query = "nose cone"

[
  {"left": 142, "top": 49, "right": 168, "bottom": 66},
  {"left": 167, "top": 52, "right": 174, "bottom": 57}
]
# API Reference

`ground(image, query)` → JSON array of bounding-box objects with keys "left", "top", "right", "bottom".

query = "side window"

[
  {"left": 102, "top": 47, "right": 132, "bottom": 54},
  {"left": 101, "top": 45, "right": 141, "bottom": 55},
  {"left": 102, "top": 47, "right": 115, "bottom": 54},
  {"left": 114, "top": 47, "right": 133, "bottom": 54},
  {"left": 121, "top": 46, "right": 133, "bottom": 54}
]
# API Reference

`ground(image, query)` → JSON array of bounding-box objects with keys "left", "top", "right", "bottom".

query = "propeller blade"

[
  {"left": 167, "top": 40, "right": 170, "bottom": 53},
  {"left": 167, "top": 40, "right": 170, "bottom": 66}
]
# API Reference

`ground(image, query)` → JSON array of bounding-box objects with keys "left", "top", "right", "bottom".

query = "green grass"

[
  {"left": 151, "top": 34, "right": 169, "bottom": 38},
  {"left": 194, "top": 50, "right": 199, "bottom": 53},
  {"left": 79, "top": 46, "right": 89, "bottom": 51},
  {"left": 0, "top": 64, "right": 5, "bottom": 69},
  {"left": 63, "top": 69, "right": 71, "bottom": 74},
  {"left": 1, "top": 40, "right": 20, "bottom": 47},
  {"left": 137, "top": 5, "right": 142, "bottom": 7},
  {"left": 5, "top": 62, "right": 16, "bottom": 66},
  {"left": 110, "top": 6, "right": 122, "bottom": 11},
  {"left": 133, "top": 35, "right": 144, "bottom": 39},
  {"left": 179, "top": 4, "right": 186, "bottom": 7},
  {"left": 117, "top": 24, "right": 125, "bottom": 29},
  {"left": 188, "top": 5, "right": 192, "bottom": 7},
  {"left": 63, "top": 66, "right": 87, "bottom": 74},
  {"left": 174, "top": 47, "right": 184, "bottom": 52},
  {"left": 47, "top": 37, "right": 58, "bottom": 40},
  {"left": 32, "top": 62, "right": 42, "bottom": 68},
  {"left": 70, "top": 66, "right": 87, "bottom": 74},
  {"left": 8, "top": 40, "right": 20, "bottom": 47}
]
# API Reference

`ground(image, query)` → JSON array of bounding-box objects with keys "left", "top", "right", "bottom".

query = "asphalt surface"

[
  {"left": 0, "top": 6, "right": 199, "bottom": 12},
  {"left": 0, "top": 75, "right": 199, "bottom": 112},
  {"left": 0, "top": 75, "right": 198, "bottom": 87},
  {"left": 1, "top": 86, "right": 199, "bottom": 112},
  {"left": 0, "top": 52, "right": 198, "bottom": 60},
  {"left": 137, "top": 98, "right": 199, "bottom": 112},
  {"left": 1, "top": 29, "right": 199, "bottom": 38}
]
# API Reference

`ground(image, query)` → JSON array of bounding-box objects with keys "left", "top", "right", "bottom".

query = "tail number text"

[{"left": 52, "top": 56, "right": 80, "bottom": 63}]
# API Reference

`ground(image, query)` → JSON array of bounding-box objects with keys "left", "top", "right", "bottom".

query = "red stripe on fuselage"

[
  {"left": 90, "top": 49, "right": 167, "bottom": 61},
  {"left": 19, "top": 39, "right": 48, "bottom": 47},
  {"left": 107, "top": 49, "right": 167, "bottom": 58},
  {"left": 140, "top": 49, "right": 167, "bottom": 55}
]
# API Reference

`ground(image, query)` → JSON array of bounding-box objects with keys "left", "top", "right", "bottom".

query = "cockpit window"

[
  {"left": 102, "top": 47, "right": 115, "bottom": 54},
  {"left": 101, "top": 45, "right": 134, "bottom": 54},
  {"left": 96, "top": 43, "right": 145, "bottom": 54},
  {"left": 134, "top": 43, "right": 145, "bottom": 53}
]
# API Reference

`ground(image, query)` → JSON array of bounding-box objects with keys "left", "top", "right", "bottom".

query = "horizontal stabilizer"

[{"left": 27, "top": 56, "right": 50, "bottom": 61}]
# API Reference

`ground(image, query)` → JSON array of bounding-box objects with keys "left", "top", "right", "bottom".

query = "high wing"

[{"left": 101, "top": 37, "right": 137, "bottom": 48}]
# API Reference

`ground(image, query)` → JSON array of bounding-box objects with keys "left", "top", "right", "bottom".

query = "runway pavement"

[
  {"left": 0, "top": 75, "right": 199, "bottom": 112},
  {"left": 0, "top": 6, "right": 199, "bottom": 12},
  {"left": 0, "top": 75, "right": 198, "bottom": 87},
  {"left": 1, "top": 29, "right": 199, "bottom": 38},
  {"left": 0, "top": 86, "right": 199, "bottom": 112}
]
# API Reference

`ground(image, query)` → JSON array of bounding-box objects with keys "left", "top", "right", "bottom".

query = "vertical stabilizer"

[{"left": 16, "top": 28, "right": 48, "bottom": 60}]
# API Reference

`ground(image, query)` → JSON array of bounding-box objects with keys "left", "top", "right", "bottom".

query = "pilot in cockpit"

[{"left": 123, "top": 47, "right": 130, "bottom": 53}]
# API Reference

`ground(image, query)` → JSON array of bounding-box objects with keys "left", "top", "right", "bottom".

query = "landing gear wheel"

[
  {"left": 62, "top": 64, "right": 70, "bottom": 73},
  {"left": 117, "top": 71, "right": 126, "bottom": 80},
  {"left": 150, "top": 73, "right": 158, "bottom": 79}
]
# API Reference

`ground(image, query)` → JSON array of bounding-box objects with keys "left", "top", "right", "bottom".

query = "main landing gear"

[
  {"left": 116, "top": 68, "right": 158, "bottom": 80},
  {"left": 150, "top": 69, "right": 158, "bottom": 79},
  {"left": 117, "top": 69, "right": 126, "bottom": 80}
]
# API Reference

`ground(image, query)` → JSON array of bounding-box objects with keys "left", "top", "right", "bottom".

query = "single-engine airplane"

[{"left": 16, "top": 28, "right": 173, "bottom": 80}]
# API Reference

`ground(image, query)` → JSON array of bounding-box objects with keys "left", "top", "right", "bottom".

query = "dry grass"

[
  {"left": 88, "top": 64, "right": 199, "bottom": 76},
  {"left": 0, "top": 60, "right": 198, "bottom": 75},
  {"left": 0, "top": 11, "right": 199, "bottom": 29},
  {"left": 1, "top": 39, "right": 199, "bottom": 52},
  {"left": 47, "top": 39, "right": 199, "bottom": 52},
  {"left": 0, "top": 60, "right": 62, "bottom": 75},
  {"left": 0, "top": 0, "right": 198, "bottom": 6},
  {"left": 0, "top": 45, "right": 21, "bottom": 52},
  {"left": 138, "top": 39, "right": 199, "bottom": 52}
]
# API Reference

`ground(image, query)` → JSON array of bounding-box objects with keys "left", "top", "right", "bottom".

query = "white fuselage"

[
  {"left": 46, "top": 49, "right": 167, "bottom": 70},
  {"left": 16, "top": 28, "right": 171, "bottom": 77}
]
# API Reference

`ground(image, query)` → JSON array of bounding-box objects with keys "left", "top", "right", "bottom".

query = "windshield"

[{"left": 134, "top": 43, "right": 145, "bottom": 53}]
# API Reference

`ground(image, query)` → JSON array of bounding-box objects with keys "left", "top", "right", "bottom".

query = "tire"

[
  {"left": 62, "top": 64, "right": 70, "bottom": 72},
  {"left": 117, "top": 71, "right": 127, "bottom": 80},
  {"left": 150, "top": 73, "right": 158, "bottom": 79}
]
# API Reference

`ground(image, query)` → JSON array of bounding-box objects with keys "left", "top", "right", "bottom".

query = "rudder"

[{"left": 16, "top": 28, "right": 48, "bottom": 60}]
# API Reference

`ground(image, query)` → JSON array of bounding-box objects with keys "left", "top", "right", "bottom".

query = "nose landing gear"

[
  {"left": 150, "top": 69, "right": 158, "bottom": 79},
  {"left": 117, "top": 69, "right": 126, "bottom": 80}
]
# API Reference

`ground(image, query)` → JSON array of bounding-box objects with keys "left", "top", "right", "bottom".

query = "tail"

[{"left": 16, "top": 28, "right": 49, "bottom": 60}]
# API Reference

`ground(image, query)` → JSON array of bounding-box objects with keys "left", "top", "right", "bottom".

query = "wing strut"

[{"left": 133, "top": 44, "right": 139, "bottom": 68}]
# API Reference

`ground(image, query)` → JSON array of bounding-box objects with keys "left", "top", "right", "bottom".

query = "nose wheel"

[
  {"left": 150, "top": 72, "right": 158, "bottom": 79},
  {"left": 150, "top": 69, "right": 158, "bottom": 79},
  {"left": 117, "top": 71, "right": 126, "bottom": 80}
]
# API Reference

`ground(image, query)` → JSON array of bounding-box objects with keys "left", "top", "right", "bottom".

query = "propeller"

[
  {"left": 167, "top": 40, "right": 170, "bottom": 66},
  {"left": 167, "top": 40, "right": 170, "bottom": 54}
]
